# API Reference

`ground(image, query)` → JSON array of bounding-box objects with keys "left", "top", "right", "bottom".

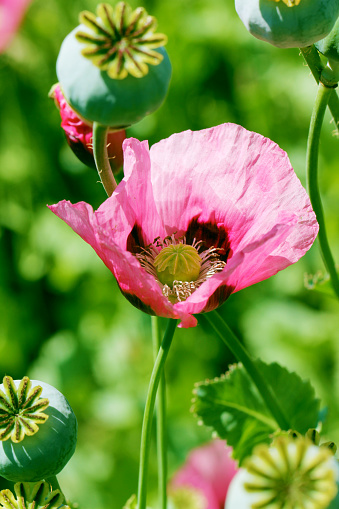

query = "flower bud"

[
  {"left": 50, "top": 83, "right": 125, "bottom": 172},
  {"left": 0, "top": 376, "right": 77, "bottom": 482},
  {"left": 56, "top": 2, "right": 172, "bottom": 128},
  {"left": 235, "top": 0, "right": 339, "bottom": 49}
]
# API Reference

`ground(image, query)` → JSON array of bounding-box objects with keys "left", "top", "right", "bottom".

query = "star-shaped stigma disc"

[
  {"left": 0, "top": 376, "right": 49, "bottom": 443},
  {"left": 0, "top": 481, "right": 67, "bottom": 509},
  {"left": 75, "top": 2, "right": 168, "bottom": 79}
]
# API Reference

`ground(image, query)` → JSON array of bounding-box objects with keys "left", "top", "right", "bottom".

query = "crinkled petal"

[
  {"left": 175, "top": 222, "right": 301, "bottom": 317},
  {"left": 149, "top": 123, "right": 318, "bottom": 272}
]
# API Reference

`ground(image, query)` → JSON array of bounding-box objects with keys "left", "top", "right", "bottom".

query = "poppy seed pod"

[
  {"left": 56, "top": 2, "right": 172, "bottom": 128},
  {"left": 235, "top": 0, "right": 339, "bottom": 49},
  {"left": 0, "top": 377, "right": 77, "bottom": 482}
]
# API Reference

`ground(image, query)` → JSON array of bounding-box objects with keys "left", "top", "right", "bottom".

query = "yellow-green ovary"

[{"left": 154, "top": 244, "right": 201, "bottom": 287}]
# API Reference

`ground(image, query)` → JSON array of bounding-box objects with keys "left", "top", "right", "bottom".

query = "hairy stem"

[
  {"left": 205, "top": 311, "right": 290, "bottom": 430},
  {"left": 137, "top": 319, "right": 177, "bottom": 509},
  {"left": 306, "top": 83, "right": 339, "bottom": 298},
  {"left": 92, "top": 122, "right": 118, "bottom": 196}
]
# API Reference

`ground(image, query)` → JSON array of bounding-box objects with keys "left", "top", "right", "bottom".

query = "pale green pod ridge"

[
  {"left": 0, "top": 379, "right": 77, "bottom": 482},
  {"left": 235, "top": 0, "right": 339, "bottom": 49}
]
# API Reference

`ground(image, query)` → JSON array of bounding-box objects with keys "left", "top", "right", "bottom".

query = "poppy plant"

[{"left": 49, "top": 123, "right": 318, "bottom": 328}]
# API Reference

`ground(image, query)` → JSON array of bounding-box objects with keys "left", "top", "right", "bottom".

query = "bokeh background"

[{"left": 1, "top": 0, "right": 339, "bottom": 507}]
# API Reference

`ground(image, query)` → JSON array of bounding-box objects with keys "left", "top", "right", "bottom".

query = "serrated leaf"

[{"left": 192, "top": 360, "right": 320, "bottom": 464}]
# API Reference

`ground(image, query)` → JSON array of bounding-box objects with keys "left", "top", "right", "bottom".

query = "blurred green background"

[{"left": 0, "top": 0, "right": 339, "bottom": 507}]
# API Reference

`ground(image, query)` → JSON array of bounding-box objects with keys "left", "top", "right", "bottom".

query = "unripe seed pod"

[
  {"left": 235, "top": 0, "right": 339, "bottom": 49},
  {"left": 0, "top": 377, "right": 77, "bottom": 482},
  {"left": 56, "top": 3, "right": 172, "bottom": 128}
]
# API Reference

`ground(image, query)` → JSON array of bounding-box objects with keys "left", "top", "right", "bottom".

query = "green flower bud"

[
  {"left": 316, "top": 17, "right": 339, "bottom": 64},
  {"left": 235, "top": 0, "right": 339, "bottom": 49},
  {"left": 56, "top": 2, "right": 172, "bottom": 128},
  {"left": 0, "top": 377, "right": 77, "bottom": 482}
]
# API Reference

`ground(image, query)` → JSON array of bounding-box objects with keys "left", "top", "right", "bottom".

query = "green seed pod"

[
  {"left": 235, "top": 0, "right": 339, "bottom": 49},
  {"left": 0, "top": 377, "right": 77, "bottom": 482},
  {"left": 316, "top": 17, "right": 339, "bottom": 63},
  {"left": 56, "top": 2, "right": 172, "bottom": 128}
]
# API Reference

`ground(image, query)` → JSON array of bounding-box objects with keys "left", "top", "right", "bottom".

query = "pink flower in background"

[
  {"left": 170, "top": 440, "right": 238, "bottom": 509},
  {"left": 49, "top": 123, "right": 318, "bottom": 328},
  {"left": 50, "top": 83, "right": 125, "bottom": 173},
  {"left": 0, "top": 0, "right": 31, "bottom": 52}
]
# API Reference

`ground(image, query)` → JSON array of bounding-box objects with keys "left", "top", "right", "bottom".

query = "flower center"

[
  {"left": 0, "top": 376, "right": 49, "bottom": 443},
  {"left": 244, "top": 437, "right": 338, "bottom": 509},
  {"left": 154, "top": 244, "right": 201, "bottom": 287},
  {"left": 136, "top": 234, "right": 226, "bottom": 303},
  {"left": 75, "top": 2, "right": 168, "bottom": 80}
]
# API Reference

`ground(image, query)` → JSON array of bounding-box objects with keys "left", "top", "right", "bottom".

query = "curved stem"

[
  {"left": 205, "top": 311, "right": 290, "bottom": 431},
  {"left": 152, "top": 317, "right": 168, "bottom": 509},
  {"left": 137, "top": 319, "right": 177, "bottom": 509},
  {"left": 306, "top": 84, "right": 339, "bottom": 298},
  {"left": 92, "top": 122, "right": 118, "bottom": 196},
  {"left": 300, "top": 46, "right": 339, "bottom": 130}
]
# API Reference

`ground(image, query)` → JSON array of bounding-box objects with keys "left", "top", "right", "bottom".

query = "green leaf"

[{"left": 192, "top": 360, "right": 320, "bottom": 464}]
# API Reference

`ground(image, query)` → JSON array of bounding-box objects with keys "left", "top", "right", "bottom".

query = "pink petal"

[
  {"left": 0, "top": 0, "right": 31, "bottom": 52},
  {"left": 171, "top": 440, "right": 238, "bottom": 509}
]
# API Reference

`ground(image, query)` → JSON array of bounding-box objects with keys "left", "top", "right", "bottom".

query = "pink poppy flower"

[
  {"left": 50, "top": 83, "right": 125, "bottom": 173},
  {"left": 49, "top": 123, "right": 318, "bottom": 328},
  {"left": 170, "top": 440, "right": 238, "bottom": 509},
  {"left": 0, "top": 0, "right": 31, "bottom": 53}
]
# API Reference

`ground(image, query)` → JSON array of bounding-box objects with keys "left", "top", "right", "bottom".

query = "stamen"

[{"left": 136, "top": 234, "right": 226, "bottom": 303}]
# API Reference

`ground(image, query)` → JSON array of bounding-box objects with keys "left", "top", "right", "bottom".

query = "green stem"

[
  {"left": 205, "top": 311, "right": 290, "bottom": 431},
  {"left": 306, "top": 84, "right": 339, "bottom": 298},
  {"left": 300, "top": 46, "right": 339, "bottom": 130},
  {"left": 152, "top": 316, "right": 167, "bottom": 509},
  {"left": 46, "top": 475, "right": 62, "bottom": 493},
  {"left": 137, "top": 319, "right": 177, "bottom": 509},
  {"left": 92, "top": 122, "right": 118, "bottom": 196}
]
